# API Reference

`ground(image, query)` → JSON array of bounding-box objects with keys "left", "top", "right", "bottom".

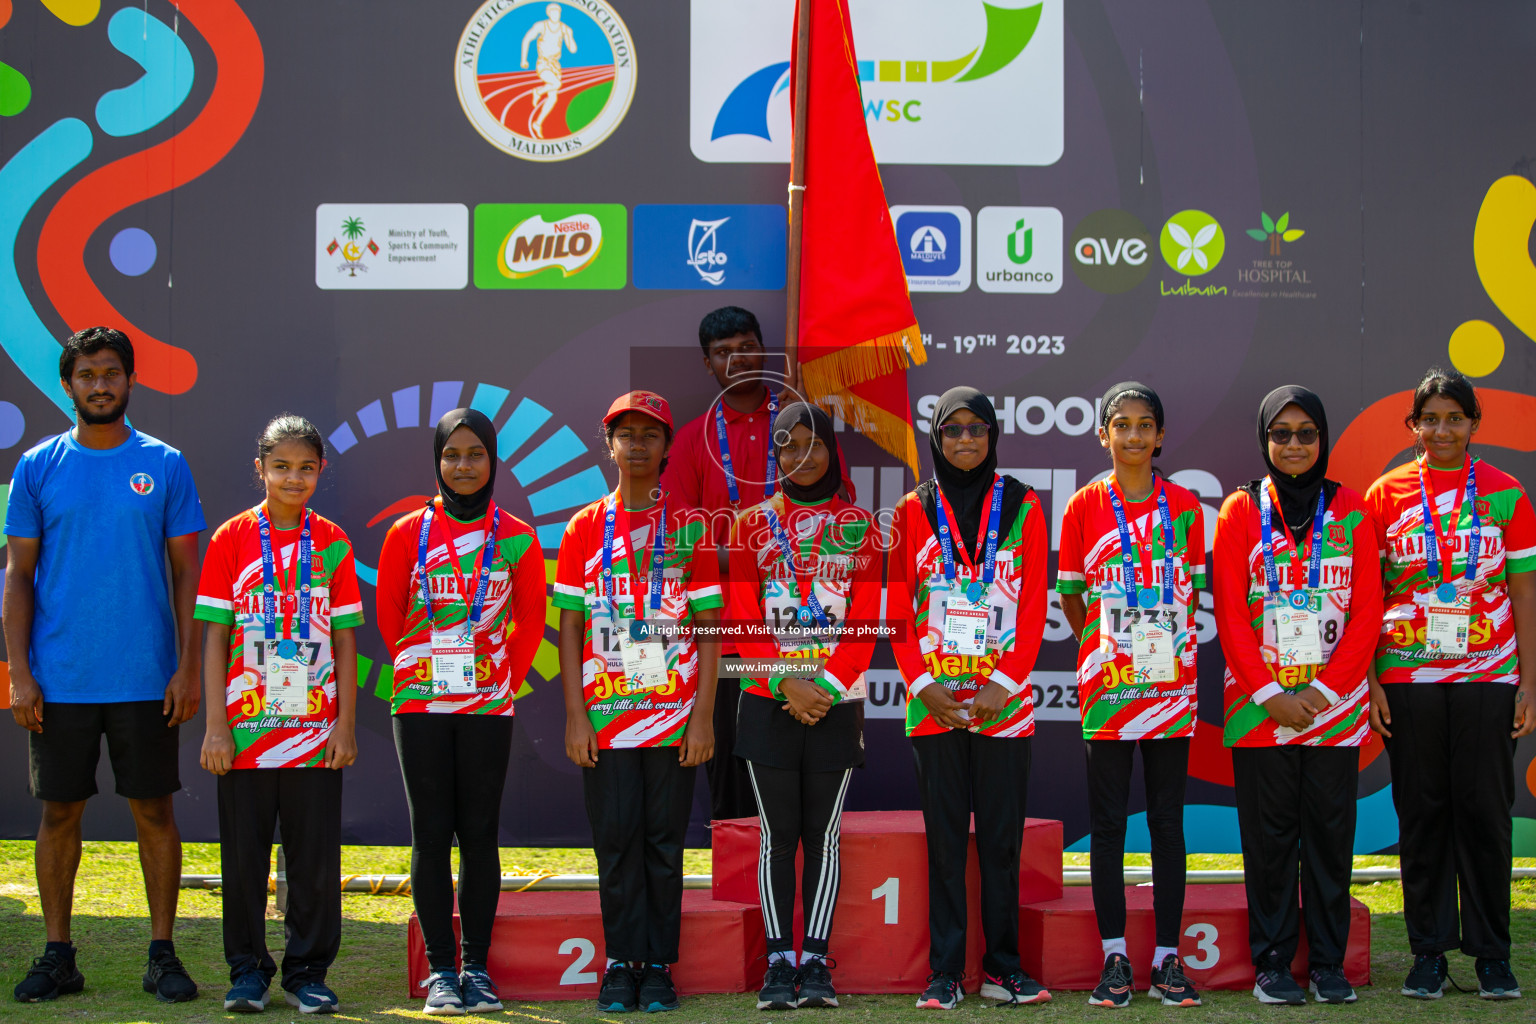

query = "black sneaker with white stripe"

[
  {"left": 796, "top": 956, "right": 838, "bottom": 1009},
  {"left": 1089, "top": 953, "right": 1133, "bottom": 1008},
  {"left": 1401, "top": 953, "right": 1447, "bottom": 999},
  {"left": 1308, "top": 964, "right": 1356, "bottom": 1003},
  {"left": 1252, "top": 952, "right": 1305, "bottom": 1005},
  {"left": 980, "top": 968, "right": 1050, "bottom": 1004},
  {"left": 1149, "top": 953, "right": 1200, "bottom": 1006}
]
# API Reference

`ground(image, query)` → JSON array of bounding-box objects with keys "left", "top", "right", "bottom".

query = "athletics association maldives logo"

[
  {"left": 691, "top": 0, "right": 1063, "bottom": 165},
  {"left": 129, "top": 473, "right": 155, "bottom": 495},
  {"left": 456, "top": 0, "right": 637, "bottom": 162}
]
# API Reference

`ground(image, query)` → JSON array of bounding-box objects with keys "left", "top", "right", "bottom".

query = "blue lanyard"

[
  {"left": 1417, "top": 457, "right": 1481, "bottom": 602},
  {"left": 1259, "top": 482, "right": 1326, "bottom": 603},
  {"left": 1106, "top": 479, "right": 1174, "bottom": 608},
  {"left": 715, "top": 391, "right": 777, "bottom": 506},
  {"left": 935, "top": 475, "right": 1004, "bottom": 604},
  {"left": 601, "top": 495, "right": 667, "bottom": 622},
  {"left": 765, "top": 506, "right": 830, "bottom": 628},
  {"left": 257, "top": 507, "right": 311, "bottom": 643},
  {"left": 416, "top": 503, "right": 499, "bottom": 628}
]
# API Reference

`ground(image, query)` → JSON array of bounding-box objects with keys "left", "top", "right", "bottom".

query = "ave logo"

[{"left": 1070, "top": 210, "right": 1153, "bottom": 293}]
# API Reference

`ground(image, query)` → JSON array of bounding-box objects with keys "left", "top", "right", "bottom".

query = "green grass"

[{"left": 0, "top": 843, "right": 1530, "bottom": 1022}]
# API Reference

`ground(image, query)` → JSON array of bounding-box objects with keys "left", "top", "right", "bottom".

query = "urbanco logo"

[
  {"left": 1069, "top": 209, "right": 1153, "bottom": 293},
  {"left": 690, "top": 0, "right": 1063, "bottom": 165},
  {"left": 455, "top": 0, "right": 637, "bottom": 163},
  {"left": 1159, "top": 210, "right": 1225, "bottom": 276},
  {"left": 977, "top": 206, "right": 1061, "bottom": 293}
]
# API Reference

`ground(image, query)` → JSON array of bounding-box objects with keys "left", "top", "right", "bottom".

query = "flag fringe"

[{"left": 799, "top": 323, "right": 927, "bottom": 400}]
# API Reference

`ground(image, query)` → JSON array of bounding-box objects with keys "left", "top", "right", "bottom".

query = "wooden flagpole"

[{"left": 784, "top": 0, "right": 812, "bottom": 394}]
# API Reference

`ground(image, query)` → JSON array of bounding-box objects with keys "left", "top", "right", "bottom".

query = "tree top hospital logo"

[
  {"left": 690, "top": 0, "right": 1063, "bottom": 165},
  {"left": 129, "top": 473, "right": 155, "bottom": 495},
  {"left": 456, "top": 0, "right": 637, "bottom": 162}
]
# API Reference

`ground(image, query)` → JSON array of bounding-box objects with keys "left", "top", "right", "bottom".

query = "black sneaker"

[
  {"left": 459, "top": 966, "right": 502, "bottom": 1012},
  {"left": 1253, "top": 952, "right": 1305, "bottom": 1005},
  {"left": 756, "top": 958, "right": 798, "bottom": 1011},
  {"left": 1401, "top": 953, "right": 1447, "bottom": 999},
  {"left": 637, "top": 963, "right": 679, "bottom": 1013},
  {"left": 598, "top": 963, "right": 639, "bottom": 1013},
  {"left": 1149, "top": 953, "right": 1201, "bottom": 1007},
  {"left": 223, "top": 969, "right": 269, "bottom": 1012},
  {"left": 1089, "top": 953, "right": 1133, "bottom": 1008},
  {"left": 980, "top": 968, "right": 1050, "bottom": 1005},
  {"left": 422, "top": 970, "right": 465, "bottom": 1015},
  {"left": 1308, "top": 964, "right": 1356, "bottom": 1004},
  {"left": 916, "top": 971, "right": 964, "bottom": 1009},
  {"left": 797, "top": 956, "right": 838, "bottom": 1009},
  {"left": 1476, "top": 958, "right": 1521, "bottom": 1000},
  {"left": 143, "top": 949, "right": 198, "bottom": 1003},
  {"left": 14, "top": 947, "right": 84, "bottom": 1002}
]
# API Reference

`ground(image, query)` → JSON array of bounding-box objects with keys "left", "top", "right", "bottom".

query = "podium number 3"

[
  {"left": 559, "top": 938, "right": 598, "bottom": 985},
  {"left": 871, "top": 877, "right": 899, "bottom": 925},
  {"left": 1183, "top": 923, "right": 1219, "bottom": 969}
]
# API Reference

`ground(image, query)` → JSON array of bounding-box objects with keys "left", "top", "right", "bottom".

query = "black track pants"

[
  {"left": 1085, "top": 737, "right": 1189, "bottom": 948},
  {"left": 1383, "top": 682, "right": 1517, "bottom": 958},
  {"left": 708, "top": 683, "right": 757, "bottom": 821},
  {"left": 912, "top": 729, "right": 1031, "bottom": 977},
  {"left": 745, "top": 762, "right": 852, "bottom": 957},
  {"left": 1232, "top": 744, "right": 1358, "bottom": 966},
  {"left": 393, "top": 713, "right": 514, "bottom": 971},
  {"left": 583, "top": 747, "right": 697, "bottom": 964},
  {"left": 217, "top": 768, "right": 342, "bottom": 991}
]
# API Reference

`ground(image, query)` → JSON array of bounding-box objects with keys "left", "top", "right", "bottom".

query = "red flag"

[{"left": 790, "top": 0, "right": 926, "bottom": 473}]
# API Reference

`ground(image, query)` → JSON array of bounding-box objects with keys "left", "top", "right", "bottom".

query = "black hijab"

[
  {"left": 1243, "top": 385, "right": 1337, "bottom": 539},
  {"left": 917, "top": 387, "right": 1030, "bottom": 551},
  {"left": 773, "top": 402, "right": 842, "bottom": 504},
  {"left": 433, "top": 408, "right": 498, "bottom": 521}
]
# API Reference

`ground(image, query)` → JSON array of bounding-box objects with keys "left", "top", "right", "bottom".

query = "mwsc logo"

[{"left": 690, "top": 0, "right": 1062, "bottom": 165}]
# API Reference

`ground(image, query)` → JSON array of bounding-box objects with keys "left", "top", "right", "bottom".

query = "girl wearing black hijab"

[
  {"left": 889, "top": 387, "right": 1050, "bottom": 1008},
  {"left": 725, "top": 402, "right": 879, "bottom": 1010},
  {"left": 1056, "top": 382, "right": 1206, "bottom": 1009},
  {"left": 1213, "top": 386, "right": 1381, "bottom": 1005},
  {"left": 375, "top": 409, "right": 548, "bottom": 1015}
]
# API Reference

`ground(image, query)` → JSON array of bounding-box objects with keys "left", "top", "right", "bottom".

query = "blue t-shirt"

[{"left": 4, "top": 429, "right": 206, "bottom": 702}]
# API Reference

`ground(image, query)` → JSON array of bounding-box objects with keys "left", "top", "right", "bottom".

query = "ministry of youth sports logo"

[{"left": 456, "top": 0, "right": 637, "bottom": 162}]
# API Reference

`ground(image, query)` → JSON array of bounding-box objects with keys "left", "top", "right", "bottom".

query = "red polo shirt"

[{"left": 662, "top": 391, "right": 779, "bottom": 547}]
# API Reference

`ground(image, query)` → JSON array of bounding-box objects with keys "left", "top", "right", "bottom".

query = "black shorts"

[{"left": 28, "top": 700, "right": 181, "bottom": 802}]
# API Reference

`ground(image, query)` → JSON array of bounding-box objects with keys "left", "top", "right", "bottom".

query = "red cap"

[{"left": 603, "top": 390, "right": 673, "bottom": 431}]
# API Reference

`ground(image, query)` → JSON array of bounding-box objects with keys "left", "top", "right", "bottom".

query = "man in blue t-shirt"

[{"left": 3, "top": 327, "right": 206, "bottom": 1004}]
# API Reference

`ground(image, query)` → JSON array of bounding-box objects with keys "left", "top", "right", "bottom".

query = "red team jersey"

[
  {"left": 1366, "top": 456, "right": 1536, "bottom": 685},
  {"left": 1056, "top": 478, "right": 1206, "bottom": 741},
  {"left": 889, "top": 485, "right": 1048, "bottom": 738},
  {"left": 375, "top": 500, "right": 546, "bottom": 716},
  {"left": 1213, "top": 484, "right": 1381, "bottom": 747},
  {"left": 552, "top": 493, "right": 723, "bottom": 748},
  {"left": 726, "top": 494, "right": 880, "bottom": 702},
  {"left": 194, "top": 506, "right": 365, "bottom": 769}
]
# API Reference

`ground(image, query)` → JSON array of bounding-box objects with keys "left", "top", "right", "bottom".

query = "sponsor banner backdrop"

[{"left": 1, "top": 0, "right": 1534, "bottom": 855}]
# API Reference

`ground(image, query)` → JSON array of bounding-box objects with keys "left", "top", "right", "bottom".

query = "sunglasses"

[
  {"left": 940, "top": 423, "right": 989, "bottom": 439},
  {"left": 1268, "top": 426, "right": 1319, "bottom": 445}
]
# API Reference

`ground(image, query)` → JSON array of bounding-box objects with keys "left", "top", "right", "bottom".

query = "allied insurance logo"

[
  {"left": 891, "top": 205, "right": 972, "bottom": 292},
  {"left": 456, "top": 0, "right": 637, "bottom": 162},
  {"left": 690, "top": 0, "right": 1062, "bottom": 165},
  {"left": 473, "top": 203, "right": 627, "bottom": 289}
]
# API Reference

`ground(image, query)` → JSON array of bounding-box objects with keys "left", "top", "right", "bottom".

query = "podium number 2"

[
  {"left": 1183, "top": 923, "right": 1219, "bottom": 969},
  {"left": 871, "top": 877, "right": 899, "bottom": 925},
  {"left": 559, "top": 938, "right": 598, "bottom": 986}
]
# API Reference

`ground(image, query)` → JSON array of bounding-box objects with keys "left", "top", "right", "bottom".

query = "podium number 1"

[
  {"left": 871, "top": 876, "right": 899, "bottom": 925},
  {"left": 559, "top": 938, "right": 598, "bottom": 986}
]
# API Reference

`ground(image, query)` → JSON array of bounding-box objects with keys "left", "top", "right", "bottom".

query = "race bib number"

[
  {"left": 1101, "top": 596, "right": 1182, "bottom": 683},
  {"left": 1130, "top": 620, "right": 1177, "bottom": 683},
  {"left": 1267, "top": 592, "right": 1322, "bottom": 667},
  {"left": 1425, "top": 601, "right": 1470, "bottom": 657},
  {"left": 430, "top": 630, "right": 477, "bottom": 695},
  {"left": 764, "top": 579, "right": 845, "bottom": 653},
  {"left": 263, "top": 642, "right": 311, "bottom": 717},
  {"left": 942, "top": 592, "right": 990, "bottom": 656}
]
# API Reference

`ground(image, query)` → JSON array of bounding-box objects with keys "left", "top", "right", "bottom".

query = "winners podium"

[{"left": 405, "top": 810, "right": 1369, "bottom": 999}]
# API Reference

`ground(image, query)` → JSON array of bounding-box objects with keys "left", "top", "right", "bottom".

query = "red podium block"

[
  {"left": 406, "top": 891, "right": 763, "bottom": 1000},
  {"left": 711, "top": 811, "right": 1064, "bottom": 993},
  {"left": 1020, "top": 885, "right": 1371, "bottom": 991}
]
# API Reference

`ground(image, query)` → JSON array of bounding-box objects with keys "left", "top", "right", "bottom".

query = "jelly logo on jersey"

[
  {"left": 1159, "top": 210, "right": 1225, "bottom": 277},
  {"left": 474, "top": 204, "right": 626, "bottom": 289},
  {"left": 633, "top": 205, "right": 787, "bottom": 290},
  {"left": 691, "top": 0, "right": 1062, "bottom": 166},
  {"left": 1070, "top": 209, "right": 1153, "bottom": 294},
  {"left": 455, "top": 0, "right": 637, "bottom": 163},
  {"left": 129, "top": 472, "right": 154, "bottom": 495},
  {"left": 978, "top": 206, "right": 1061, "bottom": 293},
  {"left": 892, "top": 206, "right": 972, "bottom": 292}
]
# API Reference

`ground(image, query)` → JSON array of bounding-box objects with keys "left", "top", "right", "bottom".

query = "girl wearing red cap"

[{"left": 554, "top": 391, "right": 723, "bottom": 1013}]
